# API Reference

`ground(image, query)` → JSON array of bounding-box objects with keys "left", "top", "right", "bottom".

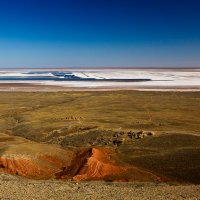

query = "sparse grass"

[
  {"left": 0, "top": 91, "right": 199, "bottom": 139},
  {"left": 0, "top": 91, "right": 200, "bottom": 183},
  {"left": 118, "top": 134, "right": 200, "bottom": 184}
]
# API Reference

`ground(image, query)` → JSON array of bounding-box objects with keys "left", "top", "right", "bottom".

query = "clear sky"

[{"left": 0, "top": 0, "right": 200, "bottom": 68}]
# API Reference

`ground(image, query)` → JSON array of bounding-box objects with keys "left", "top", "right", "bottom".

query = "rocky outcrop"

[{"left": 61, "top": 130, "right": 155, "bottom": 147}]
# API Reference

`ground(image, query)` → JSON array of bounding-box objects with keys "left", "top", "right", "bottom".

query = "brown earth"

[
  {"left": 0, "top": 131, "right": 200, "bottom": 184},
  {"left": 72, "top": 148, "right": 159, "bottom": 182},
  {"left": 73, "top": 148, "right": 129, "bottom": 181},
  {"left": 0, "top": 135, "right": 159, "bottom": 182},
  {"left": 0, "top": 140, "right": 76, "bottom": 179},
  {"left": 1, "top": 173, "right": 200, "bottom": 200}
]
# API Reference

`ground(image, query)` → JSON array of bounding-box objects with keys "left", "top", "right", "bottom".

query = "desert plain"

[{"left": 0, "top": 89, "right": 199, "bottom": 199}]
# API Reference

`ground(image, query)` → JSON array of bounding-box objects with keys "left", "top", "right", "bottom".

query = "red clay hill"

[{"left": 0, "top": 133, "right": 159, "bottom": 182}]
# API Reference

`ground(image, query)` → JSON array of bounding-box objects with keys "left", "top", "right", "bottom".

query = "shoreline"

[{"left": 0, "top": 83, "right": 199, "bottom": 92}]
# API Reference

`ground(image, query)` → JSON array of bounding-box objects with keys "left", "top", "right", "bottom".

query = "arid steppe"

[{"left": 0, "top": 91, "right": 200, "bottom": 199}]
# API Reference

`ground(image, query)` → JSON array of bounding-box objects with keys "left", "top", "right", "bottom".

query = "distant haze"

[{"left": 0, "top": 0, "right": 200, "bottom": 68}]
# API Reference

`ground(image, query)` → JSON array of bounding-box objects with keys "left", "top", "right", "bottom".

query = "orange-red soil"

[
  {"left": 0, "top": 143, "right": 160, "bottom": 182},
  {"left": 73, "top": 148, "right": 130, "bottom": 181},
  {"left": 0, "top": 156, "right": 55, "bottom": 178}
]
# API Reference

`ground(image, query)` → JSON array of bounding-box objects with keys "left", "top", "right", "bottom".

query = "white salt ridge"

[
  {"left": 0, "top": 69, "right": 199, "bottom": 90},
  {"left": 0, "top": 72, "right": 54, "bottom": 77}
]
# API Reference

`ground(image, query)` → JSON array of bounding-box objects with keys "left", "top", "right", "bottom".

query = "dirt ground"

[{"left": 0, "top": 173, "right": 200, "bottom": 200}]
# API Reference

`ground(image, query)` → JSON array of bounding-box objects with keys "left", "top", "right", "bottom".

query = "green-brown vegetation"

[
  {"left": 0, "top": 91, "right": 200, "bottom": 183},
  {"left": 0, "top": 91, "right": 199, "bottom": 137}
]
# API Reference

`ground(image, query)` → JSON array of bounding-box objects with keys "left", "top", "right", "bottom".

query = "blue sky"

[{"left": 0, "top": 0, "right": 200, "bottom": 68}]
